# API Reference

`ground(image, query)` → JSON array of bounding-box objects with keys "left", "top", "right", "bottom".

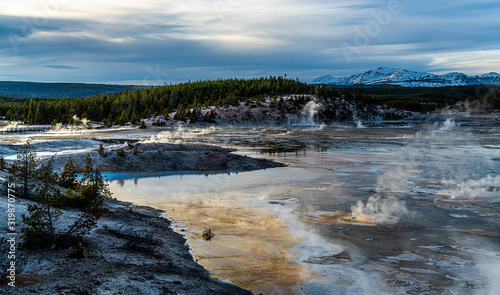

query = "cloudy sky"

[{"left": 1, "top": 0, "right": 499, "bottom": 84}]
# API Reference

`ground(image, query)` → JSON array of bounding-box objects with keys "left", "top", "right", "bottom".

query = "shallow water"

[
  {"left": 3, "top": 117, "right": 500, "bottom": 294},
  {"left": 105, "top": 118, "right": 500, "bottom": 294}
]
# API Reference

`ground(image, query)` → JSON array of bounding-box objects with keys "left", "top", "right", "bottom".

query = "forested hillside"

[
  {"left": 0, "top": 78, "right": 498, "bottom": 125},
  {"left": 0, "top": 77, "right": 316, "bottom": 125},
  {"left": 336, "top": 85, "right": 500, "bottom": 113}
]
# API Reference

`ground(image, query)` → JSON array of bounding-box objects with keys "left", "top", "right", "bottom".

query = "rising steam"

[
  {"left": 439, "top": 118, "right": 456, "bottom": 131},
  {"left": 351, "top": 195, "right": 409, "bottom": 224},
  {"left": 350, "top": 167, "right": 411, "bottom": 224},
  {"left": 142, "top": 125, "right": 218, "bottom": 144},
  {"left": 439, "top": 175, "right": 500, "bottom": 200},
  {"left": 299, "top": 100, "right": 320, "bottom": 126}
]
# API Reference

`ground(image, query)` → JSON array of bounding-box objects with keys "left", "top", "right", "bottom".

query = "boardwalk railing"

[{"left": 0, "top": 125, "right": 55, "bottom": 133}]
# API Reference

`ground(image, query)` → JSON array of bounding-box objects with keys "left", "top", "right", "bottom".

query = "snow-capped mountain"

[{"left": 310, "top": 67, "right": 500, "bottom": 87}]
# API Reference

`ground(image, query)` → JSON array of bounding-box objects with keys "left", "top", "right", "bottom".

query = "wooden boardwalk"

[{"left": 0, "top": 125, "right": 54, "bottom": 133}]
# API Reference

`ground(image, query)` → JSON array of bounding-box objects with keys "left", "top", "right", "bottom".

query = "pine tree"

[
  {"left": 59, "top": 157, "right": 77, "bottom": 189},
  {"left": 65, "top": 155, "right": 111, "bottom": 237},
  {"left": 8, "top": 141, "right": 39, "bottom": 199},
  {"left": 98, "top": 144, "right": 105, "bottom": 156},
  {"left": 139, "top": 120, "right": 147, "bottom": 129},
  {"left": 118, "top": 110, "right": 128, "bottom": 125},
  {"left": 130, "top": 110, "right": 137, "bottom": 125},
  {"left": 116, "top": 148, "right": 125, "bottom": 157},
  {"left": 5, "top": 109, "right": 12, "bottom": 121},
  {"left": 107, "top": 113, "right": 114, "bottom": 126},
  {"left": 21, "top": 161, "right": 62, "bottom": 247},
  {"left": 27, "top": 109, "right": 34, "bottom": 125},
  {"left": 34, "top": 104, "right": 43, "bottom": 124}
]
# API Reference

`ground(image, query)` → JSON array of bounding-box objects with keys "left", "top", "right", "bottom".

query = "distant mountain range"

[{"left": 310, "top": 67, "right": 500, "bottom": 87}]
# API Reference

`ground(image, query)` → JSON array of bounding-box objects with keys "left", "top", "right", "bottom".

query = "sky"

[{"left": 0, "top": 0, "right": 499, "bottom": 84}]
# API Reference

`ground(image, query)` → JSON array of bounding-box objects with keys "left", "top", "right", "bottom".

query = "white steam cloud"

[
  {"left": 351, "top": 167, "right": 411, "bottom": 224},
  {"left": 142, "top": 125, "right": 218, "bottom": 144},
  {"left": 439, "top": 175, "right": 500, "bottom": 200},
  {"left": 299, "top": 100, "right": 320, "bottom": 126},
  {"left": 351, "top": 195, "right": 409, "bottom": 224},
  {"left": 439, "top": 118, "right": 457, "bottom": 131}
]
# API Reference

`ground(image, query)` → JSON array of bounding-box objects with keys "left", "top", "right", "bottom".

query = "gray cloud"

[
  {"left": 0, "top": 0, "right": 499, "bottom": 83},
  {"left": 43, "top": 65, "right": 80, "bottom": 69}
]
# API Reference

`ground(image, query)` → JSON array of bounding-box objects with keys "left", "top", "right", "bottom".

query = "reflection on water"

[
  {"left": 2, "top": 117, "right": 500, "bottom": 294},
  {"left": 157, "top": 202, "right": 308, "bottom": 294},
  {"left": 107, "top": 169, "right": 323, "bottom": 294},
  {"left": 107, "top": 119, "right": 500, "bottom": 294}
]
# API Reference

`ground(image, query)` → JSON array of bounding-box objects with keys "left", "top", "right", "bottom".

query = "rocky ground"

[
  {"left": 441, "top": 99, "right": 500, "bottom": 115},
  {"left": 153, "top": 96, "right": 414, "bottom": 126},
  {"left": 0, "top": 198, "right": 253, "bottom": 295},
  {"left": 0, "top": 142, "right": 285, "bottom": 294},
  {"left": 47, "top": 142, "right": 285, "bottom": 174}
]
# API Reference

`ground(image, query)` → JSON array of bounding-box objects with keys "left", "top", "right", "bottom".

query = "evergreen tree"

[
  {"left": 27, "top": 109, "right": 34, "bottom": 125},
  {"left": 59, "top": 157, "right": 77, "bottom": 189},
  {"left": 65, "top": 155, "right": 111, "bottom": 237},
  {"left": 107, "top": 113, "right": 114, "bottom": 126},
  {"left": 8, "top": 141, "right": 39, "bottom": 199},
  {"left": 21, "top": 161, "right": 62, "bottom": 247},
  {"left": 34, "top": 104, "right": 42, "bottom": 124},
  {"left": 139, "top": 120, "right": 147, "bottom": 129},
  {"left": 98, "top": 144, "right": 105, "bottom": 156},
  {"left": 118, "top": 110, "right": 128, "bottom": 125},
  {"left": 5, "top": 109, "right": 12, "bottom": 121},
  {"left": 116, "top": 148, "right": 125, "bottom": 157},
  {"left": 130, "top": 110, "right": 137, "bottom": 125}
]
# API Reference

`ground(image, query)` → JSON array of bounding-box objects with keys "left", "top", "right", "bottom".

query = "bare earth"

[
  {"left": 1, "top": 142, "right": 285, "bottom": 294},
  {"left": 48, "top": 142, "right": 285, "bottom": 174},
  {"left": 0, "top": 198, "right": 253, "bottom": 295}
]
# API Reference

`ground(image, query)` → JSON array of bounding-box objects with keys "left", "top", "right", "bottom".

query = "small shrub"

[
  {"left": 116, "top": 148, "right": 126, "bottom": 157},
  {"left": 202, "top": 229, "right": 214, "bottom": 241},
  {"left": 132, "top": 146, "right": 139, "bottom": 155},
  {"left": 68, "top": 244, "right": 85, "bottom": 259},
  {"left": 98, "top": 144, "right": 105, "bottom": 156},
  {"left": 62, "top": 188, "right": 86, "bottom": 208}
]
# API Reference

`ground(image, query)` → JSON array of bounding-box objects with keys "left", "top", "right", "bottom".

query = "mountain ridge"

[{"left": 310, "top": 67, "right": 500, "bottom": 87}]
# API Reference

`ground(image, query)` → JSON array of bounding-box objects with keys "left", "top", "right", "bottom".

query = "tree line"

[
  {"left": 2, "top": 142, "right": 111, "bottom": 250},
  {"left": 0, "top": 77, "right": 317, "bottom": 125},
  {"left": 337, "top": 85, "right": 500, "bottom": 112},
  {"left": 0, "top": 78, "right": 498, "bottom": 125},
  {"left": 483, "top": 90, "right": 500, "bottom": 109}
]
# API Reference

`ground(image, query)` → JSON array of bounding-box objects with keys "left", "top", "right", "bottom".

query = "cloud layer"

[{"left": 0, "top": 0, "right": 499, "bottom": 84}]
